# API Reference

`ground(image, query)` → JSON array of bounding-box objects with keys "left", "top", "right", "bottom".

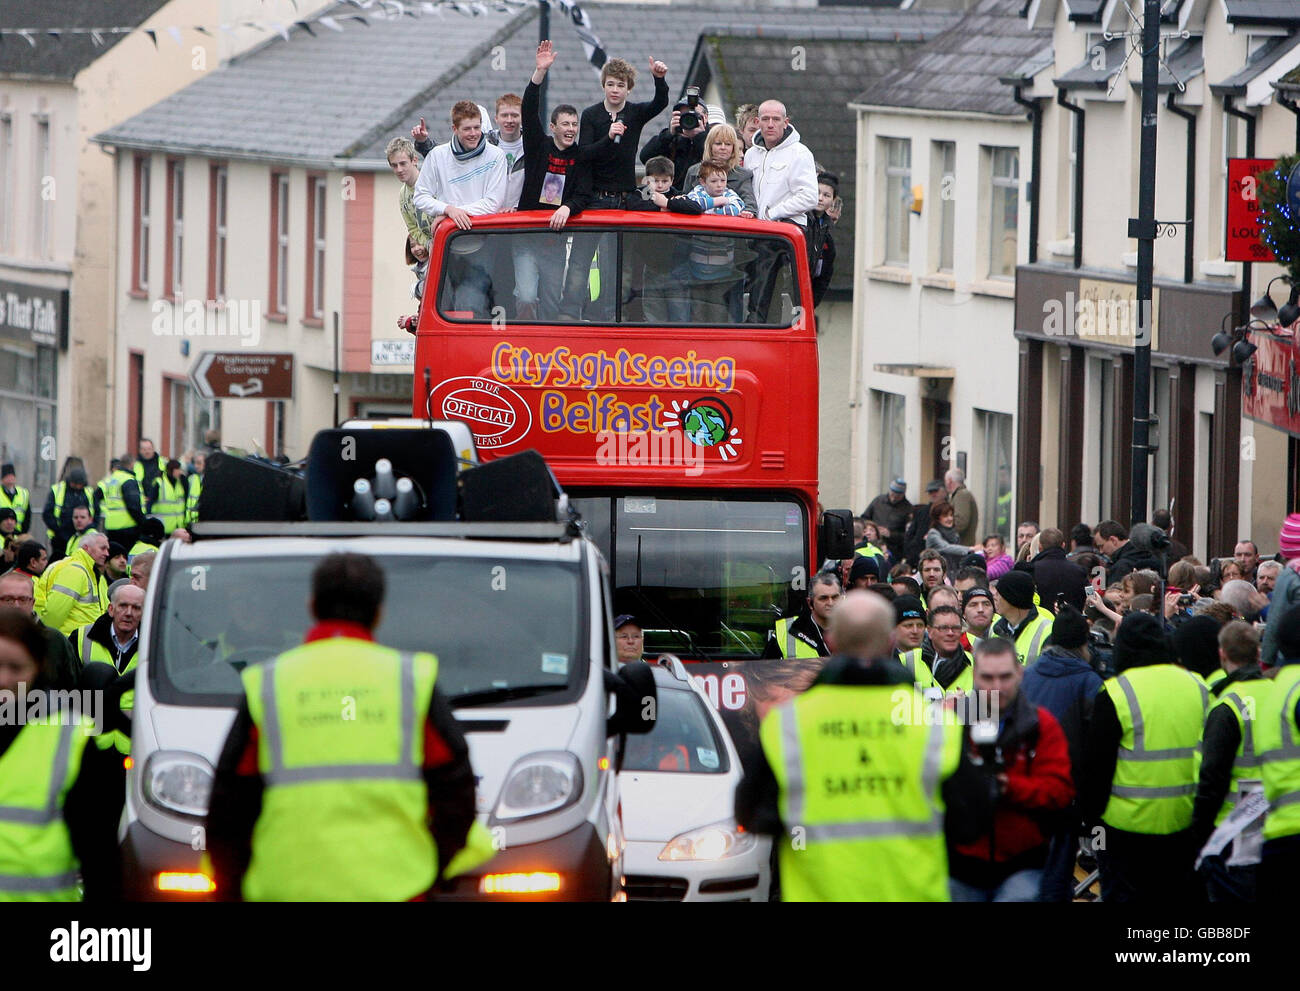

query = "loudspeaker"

[
  {"left": 459, "top": 450, "right": 560, "bottom": 522},
  {"left": 198, "top": 452, "right": 306, "bottom": 522},
  {"left": 306, "top": 428, "right": 457, "bottom": 521}
]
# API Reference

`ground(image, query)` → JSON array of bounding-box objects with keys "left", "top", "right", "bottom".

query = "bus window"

[{"left": 435, "top": 227, "right": 800, "bottom": 327}]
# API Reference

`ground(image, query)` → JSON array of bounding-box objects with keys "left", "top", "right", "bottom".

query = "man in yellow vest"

[
  {"left": 1257, "top": 607, "right": 1300, "bottom": 905},
  {"left": 1191, "top": 621, "right": 1269, "bottom": 902},
  {"left": 38, "top": 533, "right": 110, "bottom": 636},
  {"left": 70, "top": 583, "right": 144, "bottom": 756},
  {"left": 206, "top": 552, "right": 483, "bottom": 900},
  {"left": 41, "top": 467, "right": 96, "bottom": 564},
  {"left": 990, "top": 570, "right": 1053, "bottom": 667},
  {"left": 928, "top": 605, "right": 973, "bottom": 693},
  {"left": 891, "top": 594, "right": 935, "bottom": 688},
  {"left": 0, "top": 463, "right": 31, "bottom": 533},
  {"left": 961, "top": 586, "right": 1000, "bottom": 652},
  {"left": 0, "top": 608, "right": 122, "bottom": 901},
  {"left": 763, "top": 572, "right": 839, "bottom": 659},
  {"left": 63, "top": 505, "right": 98, "bottom": 559},
  {"left": 184, "top": 452, "right": 205, "bottom": 527},
  {"left": 98, "top": 455, "right": 147, "bottom": 552},
  {"left": 736, "top": 590, "right": 989, "bottom": 901},
  {"left": 151, "top": 459, "right": 189, "bottom": 536},
  {"left": 1080, "top": 612, "right": 1209, "bottom": 903},
  {"left": 132, "top": 437, "right": 165, "bottom": 507}
]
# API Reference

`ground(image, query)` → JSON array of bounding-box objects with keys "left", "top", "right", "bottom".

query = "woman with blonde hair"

[{"left": 683, "top": 124, "right": 756, "bottom": 216}]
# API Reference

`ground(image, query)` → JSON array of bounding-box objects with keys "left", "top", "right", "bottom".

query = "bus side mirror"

[
  {"left": 819, "top": 509, "right": 854, "bottom": 562},
  {"left": 605, "top": 661, "right": 657, "bottom": 737}
]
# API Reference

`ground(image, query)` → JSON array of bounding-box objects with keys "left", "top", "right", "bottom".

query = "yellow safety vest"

[
  {"left": 64, "top": 528, "right": 99, "bottom": 559},
  {"left": 73, "top": 624, "right": 137, "bottom": 755},
  {"left": 1258, "top": 665, "right": 1300, "bottom": 843},
  {"left": 45, "top": 481, "right": 74, "bottom": 544},
  {"left": 773, "top": 617, "right": 825, "bottom": 659},
  {"left": 0, "top": 716, "right": 94, "bottom": 901},
  {"left": 1011, "top": 608, "right": 1054, "bottom": 667},
  {"left": 0, "top": 485, "right": 31, "bottom": 530},
  {"left": 185, "top": 473, "right": 202, "bottom": 527},
  {"left": 241, "top": 639, "right": 441, "bottom": 901},
  {"left": 895, "top": 647, "right": 936, "bottom": 690},
  {"left": 760, "top": 683, "right": 961, "bottom": 901},
  {"left": 97, "top": 469, "right": 136, "bottom": 531},
  {"left": 38, "top": 549, "right": 108, "bottom": 636},
  {"left": 1195, "top": 677, "right": 1274, "bottom": 827},
  {"left": 1102, "top": 665, "right": 1209, "bottom": 835},
  {"left": 151, "top": 476, "right": 186, "bottom": 534}
]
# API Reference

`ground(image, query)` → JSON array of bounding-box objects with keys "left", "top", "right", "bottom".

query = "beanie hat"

[
  {"left": 962, "top": 587, "right": 994, "bottom": 612},
  {"left": 849, "top": 555, "right": 881, "bottom": 584},
  {"left": 0, "top": 507, "right": 15, "bottom": 523},
  {"left": 0, "top": 463, "right": 14, "bottom": 477},
  {"left": 1112, "top": 612, "right": 1171, "bottom": 671},
  {"left": 1048, "top": 605, "right": 1089, "bottom": 649},
  {"left": 1171, "top": 615, "right": 1223, "bottom": 678},
  {"left": 894, "top": 595, "right": 925, "bottom": 625},
  {"left": 959, "top": 552, "right": 988, "bottom": 571},
  {"left": 888, "top": 477, "right": 906, "bottom": 495},
  {"left": 66, "top": 468, "right": 88, "bottom": 486},
  {"left": 995, "top": 570, "right": 1035, "bottom": 610},
  {"left": 107, "top": 541, "right": 129, "bottom": 559},
  {"left": 1280, "top": 513, "right": 1300, "bottom": 560}
]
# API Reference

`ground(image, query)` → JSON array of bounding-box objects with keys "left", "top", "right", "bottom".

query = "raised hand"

[
  {"left": 649, "top": 57, "right": 667, "bottom": 78},
  {"left": 537, "top": 40, "right": 556, "bottom": 72}
]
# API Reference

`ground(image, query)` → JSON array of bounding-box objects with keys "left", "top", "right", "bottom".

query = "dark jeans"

[
  {"left": 1040, "top": 827, "right": 1079, "bottom": 902},
  {"left": 1096, "top": 827, "right": 1200, "bottom": 903},
  {"left": 1198, "top": 852, "right": 1257, "bottom": 903}
]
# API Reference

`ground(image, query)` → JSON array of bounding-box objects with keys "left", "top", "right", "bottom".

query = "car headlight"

[
  {"left": 658, "top": 820, "right": 757, "bottom": 862},
  {"left": 491, "top": 751, "right": 583, "bottom": 823},
  {"left": 143, "top": 751, "right": 214, "bottom": 818}
]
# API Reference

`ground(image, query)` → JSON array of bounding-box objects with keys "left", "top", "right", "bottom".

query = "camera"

[
  {"left": 1177, "top": 593, "right": 1195, "bottom": 607},
  {"left": 970, "top": 720, "right": 1003, "bottom": 772},
  {"left": 679, "top": 87, "right": 702, "bottom": 131}
]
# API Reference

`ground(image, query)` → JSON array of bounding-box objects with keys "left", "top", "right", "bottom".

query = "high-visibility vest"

[
  {"left": 1258, "top": 664, "right": 1300, "bottom": 843},
  {"left": 97, "top": 469, "right": 136, "bottom": 531},
  {"left": 895, "top": 647, "right": 935, "bottom": 690},
  {"left": 185, "top": 473, "right": 202, "bottom": 527},
  {"left": 1206, "top": 669, "right": 1229, "bottom": 692},
  {"left": 1101, "top": 665, "right": 1209, "bottom": 835},
  {"left": 773, "top": 617, "right": 825, "bottom": 658},
  {"left": 133, "top": 458, "right": 163, "bottom": 503},
  {"left": 240, "top": 639, "right": 440, "bottom": 901},
  {"left": 1195, "top": 677, "right": 1274, "bottom": 827},
  {"left": 1014, "top": 609, "right": 1054, "bottom": 667},
  {"left": 73, "top": 625, "right": 137, "bottom": 755},
  {"left": 128, "top": 541, "right": 156, "bottom": 564},
  {"left": 38, "top": 549, "right": 108, "bottom": 635},
  {"left": 151, "top": 475, "right": 186, "bottom": 534},
  {"left": 0, "top": 485, "right": 31, "bottom": 531},
  {"left": 931, "top": 650, "right": 974, "bottom": 694},
  {"left": 855, "top": 544, "right": 885, "bottom": 560},
  {"left": 760, "top": 684, "right": 961, "bottom": 901},
  {"left": 45, "top": 481, "right": 70, "bottom": 543},
  {"left": 64, "top": 528, "right": 99, "bottom": 559},
  {"left": 995, "top": 490, "right": 1012, "bottom": 534},
  {"left": 0, "top": 716, "right": 94, "bottom": 901}
]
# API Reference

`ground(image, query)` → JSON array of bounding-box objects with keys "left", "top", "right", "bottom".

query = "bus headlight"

[
  {"left": 659, "top": 820, "right": 756, "bottom": 861},
  {"left": 491, "top": 752, "right": 583, "bottom": 823},
  {"left": 143, "top": 752, "right": 214, "bottom": 818}
]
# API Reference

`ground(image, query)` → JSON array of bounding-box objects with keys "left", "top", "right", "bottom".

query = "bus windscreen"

[{"left": 436, "top": 227, "right": 801, "bottom": 327}]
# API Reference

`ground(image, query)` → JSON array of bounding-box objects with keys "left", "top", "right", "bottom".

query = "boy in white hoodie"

[{"left": 413, "top": 101, "right": 508, "bottom": 315}]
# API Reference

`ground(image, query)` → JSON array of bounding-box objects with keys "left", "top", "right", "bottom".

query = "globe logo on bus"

[{"left": 682, "top": 400, "right": 731, "bottom": 447}]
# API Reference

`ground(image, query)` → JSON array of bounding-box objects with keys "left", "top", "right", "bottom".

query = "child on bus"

[{"left": 638, "top": 156, "right": 678, "bottom": 209}]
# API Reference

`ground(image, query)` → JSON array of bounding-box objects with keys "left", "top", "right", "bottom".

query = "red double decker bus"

[{"left": 413, "top": 210, "right": 850, "bottom": 755}]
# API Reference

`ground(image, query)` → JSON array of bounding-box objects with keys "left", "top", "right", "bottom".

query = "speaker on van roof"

[
  {"left": 305, "top": 428, "right": 458, "bottom": 521},
  {"left": 458, "top": 450, "right": 561, "bottom": 522},
  {"left": 197, "top": 452, "right": 307, "bottom": 522}
]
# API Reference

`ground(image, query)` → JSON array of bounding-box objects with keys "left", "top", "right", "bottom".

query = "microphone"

[{"left": 611, "top": 112, "right": 622, "bottom": 144}]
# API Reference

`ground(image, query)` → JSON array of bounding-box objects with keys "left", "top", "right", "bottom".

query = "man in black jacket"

[
  {"left": 1095, "top": 520, "right": 1162, "bottom": 583},
  {"left": 638, "top": 100, "right": 707, "bottom": 190},
  {"left": 1023, "top": 527, "right": 1089, "bottom": 612},
  {"left": 862, "top": 478, "right": 912, "bottom": 562}
]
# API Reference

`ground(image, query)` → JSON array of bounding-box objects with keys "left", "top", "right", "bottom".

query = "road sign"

[{"left": 190, "top": 352, "right": 294, "bottom": 400}]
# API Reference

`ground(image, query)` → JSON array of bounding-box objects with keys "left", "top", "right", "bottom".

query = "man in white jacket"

[
  {"left": 741, "top": 100, "right": 818, "bottom": 322},
  {"left": 413, "top": 101, "right": 508, "bottom": 315}
]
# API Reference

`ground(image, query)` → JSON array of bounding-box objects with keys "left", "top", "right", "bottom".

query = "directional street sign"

[{"left": 190, "top": 351, "right": 294, "bottom": 400}]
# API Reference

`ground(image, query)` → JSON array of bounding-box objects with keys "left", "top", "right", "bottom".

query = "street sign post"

[{"left": 190, "top": 352, "right": 294, "bottom": 400}]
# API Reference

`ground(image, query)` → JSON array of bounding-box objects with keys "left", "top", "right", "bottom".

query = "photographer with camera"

[
  {"left": 639, "top": 87, "right": 709, "bottom": 190},
  {"left": 948, "top": 638, "right": 1074, "bottom": 901}
]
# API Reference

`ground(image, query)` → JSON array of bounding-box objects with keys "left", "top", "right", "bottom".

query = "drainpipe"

[
  {"left": 1165, "top": 91, "right": 1196, "bottom": 285},
  {"left": 1224, "top": 95, "right": 1256, "bottom": 327},
  {"left": 1057, "top": 89, "right": 1085, "bottom": 268},
  {"left": 1013, "top": 86, "right": 1043, "bottom": 264}
]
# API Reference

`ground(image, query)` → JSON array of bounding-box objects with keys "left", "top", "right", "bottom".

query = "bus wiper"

[{"left": 452, "top": 684, "right": 566, "bottom": 708}]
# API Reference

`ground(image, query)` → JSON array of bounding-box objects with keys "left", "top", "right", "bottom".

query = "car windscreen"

[
  {"left": 571, "top": 493, "right": 805, "bottom": 660},
  {"left": 622, "top": 685, "right": 729, "bottom": 774},
  {"left": 151, "top": 554, "right": 584, "bottom": 708}
]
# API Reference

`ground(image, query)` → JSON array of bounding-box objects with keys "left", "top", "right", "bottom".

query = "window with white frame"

[
  {"left": 883, "top": 138, "right": 911, "bottom": 267},
  {"left": 211, "top": 165, "right": 228, "bottom": 300},
  {"left": 33, "top": 116, "right": 51, "bottom": 259},
  {"left": 871, "top": 389, "right": 906, "bottom": 493},
  {"left": 310, "top": 177, "right": 326, "bottom": 318},
  {"left": 988, "top": 147, "right": 1019, "bottom": 279},
  {"left": 272, "top": 172, "right": 289, "bottom": 315},
  {"left": 935, "top": 141, "right": 955, "bottom": 273},
  {"left": 134, "top": 156, "right": 151, "bottom": 292},
  {"left": 167, "top": 160, "right": 184, "bottom": 296}
]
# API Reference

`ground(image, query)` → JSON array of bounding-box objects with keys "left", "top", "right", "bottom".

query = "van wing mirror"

[
  {"left": 819, "top": 509, "right": 854, "bottom": 562},
  {"left": 604, "top": 661, "right": 657, "bottom": 737}
]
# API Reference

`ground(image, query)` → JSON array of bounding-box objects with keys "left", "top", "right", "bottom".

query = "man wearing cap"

[
  {"left": 862, "top": 479, "right": 913, "bottom": 562},
  {"left": 892, "top": 594, "right": 935, "bottom": 688},
  {"left": 764, "top": 573, "right": 839, "bottom": 659},
  {"left": 1257, "top": 606, "right": 1300, "bottom": 903},
  {"left": 845, "top": 555, "right": 881, "bottom": 591},
  {"left": 105, "top": 543, "right": 130, "bottom": 584},
  {"left": 42, "top": 466, "right": 97, "bottom": 565},
  {"left": 614, "top": 615, "right": 646, "bottom": 665},
  {"left": 962, "top": 587, "right": 999, "bottom": 653},
  {"left": 1262, "top": 513, "right": 1300, "bottom": 669},
  {"left": 1080, "top": 611, "right": 1209, "bottom": 902},
  {"left": 991, "top": 571, "right": 1053, "bottom": 668},
  {"left": 1021, "top": 605, "right": 1102, "bottom": 900},
  {"left": 903, "top": 481, "right": 946, "bottom": 567},
  {"left": 0, "top": 463, "right": 31, "bottom": 533},
  {"left": 944, "top": 469, "right": 980, "bottom": 548}
]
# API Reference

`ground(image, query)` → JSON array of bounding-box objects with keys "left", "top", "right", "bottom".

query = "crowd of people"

[
  {"left": 390, "top": 41, "right": 842, "bottom": 332},
  {"left": 737, "top": 470, "right": 1299, "bottom": 901}
]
